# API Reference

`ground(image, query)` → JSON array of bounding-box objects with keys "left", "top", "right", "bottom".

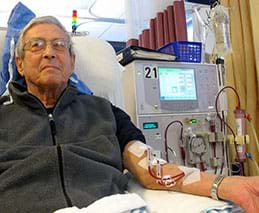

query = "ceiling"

[
  {"left": 0, "top": 1, "right": 210, "bottom": 43},
  {"left": 0, "top": 0, "right": 126, "bottom": 41}
]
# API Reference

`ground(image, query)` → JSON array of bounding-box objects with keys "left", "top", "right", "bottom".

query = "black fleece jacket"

[{"left": 0, "top": 81, "right": 145, "bottom": 213}]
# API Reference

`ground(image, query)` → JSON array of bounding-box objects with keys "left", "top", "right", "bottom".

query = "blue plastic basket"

[{"left": 159, "top": 41, "right": 202, "bottom": 63}]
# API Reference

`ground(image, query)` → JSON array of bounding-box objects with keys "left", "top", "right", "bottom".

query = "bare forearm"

[
  {"left": 123, "top": 141, "right": 215, "bottom": 197},
  {"left": 178, "top": 172, "right": 215, "bottom": 197},
  {"left": 123, "top": 141, "right": 233, "bottom": 199},
  {"left": 123, "top": 141, "right": 259, "bottom": 212}
]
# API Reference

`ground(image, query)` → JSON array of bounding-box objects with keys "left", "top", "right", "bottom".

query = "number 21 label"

[{"left": 144, "top": 66, "right": 158, "bottom": 79}]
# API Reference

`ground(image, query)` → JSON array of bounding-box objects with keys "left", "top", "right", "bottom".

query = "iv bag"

[{"left": 212, "top": 5, "right": 231, "bottom": 57}]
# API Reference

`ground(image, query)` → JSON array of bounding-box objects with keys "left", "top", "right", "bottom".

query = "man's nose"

[{"left": 42, "top": 43, "right": 56, "bottom": 59}]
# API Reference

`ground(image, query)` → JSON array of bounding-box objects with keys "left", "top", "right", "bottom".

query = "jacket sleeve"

[{"left": 111, "top": 104, "right": 146, "bottom": 152}]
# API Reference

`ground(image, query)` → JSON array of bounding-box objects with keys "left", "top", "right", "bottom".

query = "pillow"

[
  {"left": 72, "top": 35, "right": 125, "bottom": 108},
  {"left": 0, "top": 2, "right": 35, "bottom": 95}
]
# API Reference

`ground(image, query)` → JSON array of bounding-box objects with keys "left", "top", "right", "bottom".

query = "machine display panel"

[
  {"left": 143, "top": 122, "right": 158, "bottom": 129},
  {"left": 158, "top": 67, "right": 197, "bottom": 101}
]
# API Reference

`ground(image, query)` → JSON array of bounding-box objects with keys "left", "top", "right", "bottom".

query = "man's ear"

[{"left": 15, "top": 57, "right": 24, "bottom": 76}]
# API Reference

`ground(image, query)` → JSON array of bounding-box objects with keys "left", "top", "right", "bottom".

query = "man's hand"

[{"left": 218, "top": 176, "right": 259, "bottom": 213}]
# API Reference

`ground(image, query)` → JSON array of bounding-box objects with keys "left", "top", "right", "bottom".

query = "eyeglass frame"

[{"left": 23, "top": 37, "right": 72, "bottom": 53}]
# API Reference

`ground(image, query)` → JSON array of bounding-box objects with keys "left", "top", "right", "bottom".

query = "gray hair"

[{"left": 15, "top": 16, "right": 74, "bottom": 59}]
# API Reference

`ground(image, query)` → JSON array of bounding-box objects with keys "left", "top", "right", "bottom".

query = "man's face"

[{"left": 16, "top": 23, "right": 75, "bottom": 92}]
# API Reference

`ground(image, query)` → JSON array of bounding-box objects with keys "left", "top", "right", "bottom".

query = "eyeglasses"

[{"left": 23, "top": 38, "right": 71, "bottom": 53}]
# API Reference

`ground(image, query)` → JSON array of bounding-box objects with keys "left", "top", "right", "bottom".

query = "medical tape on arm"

[
  {"left": 127, "top": 141, "right": 148, "bottom": 158},
  {"left": 127, "top": 141, "right": 166, "bottom": 170},
  {"left": 127, "top": 141, "right": 150, "bottom": 170},
  {"left": 178, "top": 166, "right": 201, "bottom": 185},
  {"left": 127, "top": 142, "right": 185, "bottom": 187}
]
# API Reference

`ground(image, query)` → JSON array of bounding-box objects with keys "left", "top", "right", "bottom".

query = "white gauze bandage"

[
  {"left": 178, "top": 166, "right": 201, "bottom": 185},
  {"left": 127, "top": 141, "right": 151, "bottom": 170},
  {"left": 127, "top": 141, "right": 148, "bottom": 158},
  {"left": 127, "top": 141, "right": 167, "bottom": 170}
]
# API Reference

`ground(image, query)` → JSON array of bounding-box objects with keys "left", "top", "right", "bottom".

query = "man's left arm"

[{"left": 123, "top": 140, "right": 214, "bottom": 194}]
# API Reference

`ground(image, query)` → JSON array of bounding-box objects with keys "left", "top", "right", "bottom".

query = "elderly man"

[{"left": 0, "top": 16, "right": 259, "bottom": 213}]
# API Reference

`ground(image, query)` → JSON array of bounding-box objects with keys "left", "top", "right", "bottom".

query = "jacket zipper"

[
  {"left": 48, "top": 113, "right": 73, "bottom": 207},
  {"left": 48, "top": 114, "right": 57, "bottom": 145}
]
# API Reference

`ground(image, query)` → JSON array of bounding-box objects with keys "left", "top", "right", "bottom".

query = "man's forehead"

[{"left": 24, "top": 23, "right": 67, "bottom": 40}]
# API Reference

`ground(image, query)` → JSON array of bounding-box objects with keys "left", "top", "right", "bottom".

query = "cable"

[
  {"left": 219, "top": 138, "right": 225, "bottom": 174},
  {"left": 88, "top": 0, "right": 125, "bottom": 23},
  {"left": 231, "top": 161, "right": 241, "bottom": 175},
  {"left": 215, "top": 86, "right": 240, "bottom": 170},
  {"left": 215, "top": 86, "right": 248, "bottom": 175},
  {"left": 215, "top": 86, "right": 241, "bottom": 135},
  {"left": 215, "top": 87, "right": 238, "bottom": 141},
  {"left": 164, "top": 120, "right": 184, "bottom": 163},
  {"left": 167, "top": 147, "right": 176, "bottom": 159},
  {"left": 71, "top": 1, "right": 125, "bottom": 35},
  {"left": 212, "top": 142, "right": 218, "bottom": 174},
  {"left": 221, "top": 110, "right": 231, "bottom": 175}
]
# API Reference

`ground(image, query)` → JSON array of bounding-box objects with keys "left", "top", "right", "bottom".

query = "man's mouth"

[{"left": 41, "top": 65, "right": 61, "bottom": 71}]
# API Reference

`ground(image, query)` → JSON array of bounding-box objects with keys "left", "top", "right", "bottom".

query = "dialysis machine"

[{"left": 122, "top": 60, "right": 230, "bottom": 175}]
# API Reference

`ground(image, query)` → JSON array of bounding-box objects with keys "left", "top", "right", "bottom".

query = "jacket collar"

[{"left": 7, "top": 81, "right": 80, "bottom": 113}]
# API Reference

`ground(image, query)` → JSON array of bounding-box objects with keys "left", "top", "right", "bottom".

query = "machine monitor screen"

[{"left": 158, "top": 67, "right": 197, "bottom": 101}]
